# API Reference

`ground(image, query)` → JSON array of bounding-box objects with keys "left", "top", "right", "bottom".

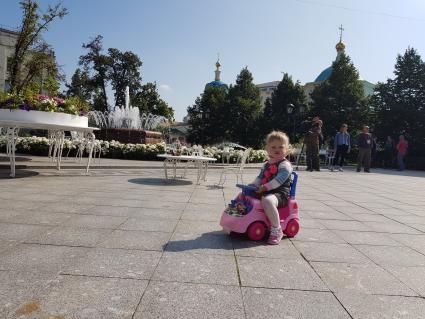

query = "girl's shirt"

[{"left": 252, "top": 159, "right": 293, "bottom": 192}]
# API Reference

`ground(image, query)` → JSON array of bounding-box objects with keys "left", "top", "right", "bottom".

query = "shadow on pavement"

[
  {"left": 0, "top": 155, "right": 32, "bottom": 162},
  {"left": 0, "top": 169, "right": 39, "bottom": 179},
  {"left": 128, "top": 177, "right": 193, "bottom": 186},
  {"left": 164, "top": 231, "right": 272, "bottom": 253}
]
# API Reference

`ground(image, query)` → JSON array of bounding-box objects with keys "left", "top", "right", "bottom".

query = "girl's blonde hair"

[{"left": 266, "top": 131, "right": 294, "bottom": 155}]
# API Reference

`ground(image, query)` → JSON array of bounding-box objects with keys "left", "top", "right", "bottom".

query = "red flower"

[
  {"left": 261, "top": 178, "right": 268, "bottom": 185},
  {"left": 269, "top": 165, "right": 278, "bottom": 174},
  {"left": 264, "top": 170, "right": 271, "bottom": 178}
]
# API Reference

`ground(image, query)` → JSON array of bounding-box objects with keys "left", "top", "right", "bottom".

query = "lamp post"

[{"left": 287, "top": 103, "right": 295, "bottom": 142}]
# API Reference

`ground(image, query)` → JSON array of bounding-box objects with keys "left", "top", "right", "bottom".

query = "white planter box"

[{"left": 0, "top": 109, "right": 88, "bottom": 128}]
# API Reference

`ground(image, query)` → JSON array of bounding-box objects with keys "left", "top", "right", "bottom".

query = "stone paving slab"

[
  {"left": 242, "top": 287, "right": 351, "bottom": 319},
  {"left": 311, "top": 261, "right": 416, "bottom": 296},
  {"left": 97, "top": 230, "right": 172, "bottom": 251},
  {"left": 238, "top": 256, "right": 328, "bottom": 291},
  {"left": 59, "top": 248, "right": 160, "bottom": 279},
  {"left": 0, "top": 270, "right": 56, "bottom": 318},
  {"left": 0, "top": 244, "right": 89, "bottom": 273},
  {"left": 1, "top": 164, "right": 425, "bottom": 318},
  {"left": 152, "top": 252, "right": 239, "bottom": 285},
  {"left": 26, "top": 226, "right": 113, "bottom": 247},
  {"left": 133, "top": 281, "right": 245, "bottom": 319},
  {"left": 11, "top": 275, "right": 148, "bottom": 319},
  {"left": 335, "top": 291, "right": 425, "bottom": 319}
]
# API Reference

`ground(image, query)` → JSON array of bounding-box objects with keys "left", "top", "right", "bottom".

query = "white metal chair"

[
  {"left": 217, "top": 148, "right": 251, "bottom": 186},
  {"left": 66, "top": 131, "right": 86, "bottom": 161},
  {"left": 325, "top": 148, "right": 336, "bottom": 168}
]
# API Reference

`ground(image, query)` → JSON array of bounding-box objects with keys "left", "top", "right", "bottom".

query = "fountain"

[{"left": 89, "top": 86, "right": 166, "bottom": 144}]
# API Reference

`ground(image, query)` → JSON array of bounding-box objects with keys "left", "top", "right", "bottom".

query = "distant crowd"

[{"left": 302, "top": 118, "right": 408, "bottom": 172}]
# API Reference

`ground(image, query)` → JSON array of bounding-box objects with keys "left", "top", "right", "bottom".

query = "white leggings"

[{"left": 261, "top": 194, "right": 280, "bottom": 228}]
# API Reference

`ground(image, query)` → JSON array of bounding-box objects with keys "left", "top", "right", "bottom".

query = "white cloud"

[{"left": 158, "top": 84, "right": 172, "bottom": 93}]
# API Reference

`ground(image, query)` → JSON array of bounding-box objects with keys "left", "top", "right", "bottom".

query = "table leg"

[
  {"left": 196, "top": 161, "right": 202, "bottom": 184},
  {"left": 203, "top": 161, "right": 209, "bottom": 181},
  {"left": 163, "top": 159, "right": 169, "bottom": 179},
  {"left": 85, "top": 132, "right": 96, "bottom": 174},
  {"left": 173, "top": 159, "right": 177, "bottom": 179},
  {"left": 3, "top": 127, "right": 19, "bottom": 178},
  {"left": 52, "top": 130, "right": 65, "bottom": 170}
]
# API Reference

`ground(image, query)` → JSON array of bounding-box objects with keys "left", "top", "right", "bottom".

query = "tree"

[
  {"left": 66, "top": 68, "right": 92, "bottom": 101},
  {"left": 132, "top": 82, "right": 174, "bottom": 120},
  {"left": 9, "top": 0, "right": 67, "bottom": 93},
  {"left": 371, "top": 48, "right": 425, "bottom": 155},
  {"left": 79, "top": 35, "right": 110, "bottom": 111},
  {"left": 310, "top": 53, "right": 367, "bottom": 139},
  {"left": 227, "top": 67, "right": 262, "bottom": 146},
  {"left": 107, "top": 48, "right": 142, "bottom": 106},
  {"left": 186, "top": 86, "right": 228, "bottom": 144},
  {"left": 262, "top": 73, "right": 307, "bottom": 141}
]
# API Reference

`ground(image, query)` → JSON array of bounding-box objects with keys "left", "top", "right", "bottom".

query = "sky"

[{"left": 1, "top": 0, "right": 425, "bottom": 121}]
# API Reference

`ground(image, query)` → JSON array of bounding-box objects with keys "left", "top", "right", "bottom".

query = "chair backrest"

[
  {"left": 238, "top": 148, "right": 251, "bottom": 170},
  {"left": 289, "top": 172, "right": 298, "bottom": 198},
  {"left": 326, "top": 148, "right": 335, "bottom": 158}
]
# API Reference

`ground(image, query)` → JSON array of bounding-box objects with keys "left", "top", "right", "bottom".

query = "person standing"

[
  {"left": 305, "top": 121, "right": 323, "bottom": 172},
  {"left": 396, "top": 135, "right": 408, "bottom": 171},
  {"left": 331, "top": 124, "right": 350, "bottom": 172},
  {"left": 357, "top": 125, "right": 373, "bottom": 173},
  {"left": 384, "top": 136, "right": 395, "bottom": 168}
]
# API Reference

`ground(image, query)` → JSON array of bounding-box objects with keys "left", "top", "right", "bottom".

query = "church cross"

[{"left": 339, "top": 24, "right": 344, "bottom": 42}]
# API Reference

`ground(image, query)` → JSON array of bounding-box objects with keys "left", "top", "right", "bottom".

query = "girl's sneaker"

[
  {"left": 267, "top": 226, "right": 283, "bottom": 245},
  {"left": 338, "top": 167, "right": 344, "bottom": 172}
]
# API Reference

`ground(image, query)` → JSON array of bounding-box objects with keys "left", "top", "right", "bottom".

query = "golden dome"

[{"left": 336, "top": 41, "right": 345, "bottom": 51}]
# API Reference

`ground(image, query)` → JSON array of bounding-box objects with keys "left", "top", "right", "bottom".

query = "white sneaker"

[
  {"left": 329, "top": 167, "right": 334, "bottom": 172},
  {"left": 338, "top": 167, "right": 343, "bottom": 172}
]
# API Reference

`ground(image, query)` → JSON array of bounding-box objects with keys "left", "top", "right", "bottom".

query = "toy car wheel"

[
  {"left": 284, "top": 219, "right": 300, "bottom": 238},
  {"left": 247, "top": 221, "right": 267, "bottom": 241}
]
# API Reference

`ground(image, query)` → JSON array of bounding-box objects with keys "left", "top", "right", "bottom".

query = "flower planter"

[{"left": 0, "top": 109, "right": 88, "bottom": 128}]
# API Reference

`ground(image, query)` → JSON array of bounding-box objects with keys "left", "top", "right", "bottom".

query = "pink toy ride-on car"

[{"left": 220, "top": 172, "right": 300, "bottom": 241}]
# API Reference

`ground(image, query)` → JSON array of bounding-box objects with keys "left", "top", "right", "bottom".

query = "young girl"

[{"left": 251, "top": 131, "right": 293, "bottom": 245}]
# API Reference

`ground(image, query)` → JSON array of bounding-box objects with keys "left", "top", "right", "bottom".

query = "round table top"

[{"left": 157, "top": 154, "right": 217, "bottom": 162}]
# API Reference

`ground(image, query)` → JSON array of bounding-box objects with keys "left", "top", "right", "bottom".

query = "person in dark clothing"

[
  {"left": 357, "top": 125, "right": 374, "bottom": 172},
  {"left": 305, "top": 121, "right": 323, "bottom": 172},
  {"left": 384, "top": 136, "right": 395, "bottom": 168}
]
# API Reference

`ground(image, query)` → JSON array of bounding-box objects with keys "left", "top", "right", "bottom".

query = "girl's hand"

[{"left": 257, "top": 185, "right": 267, "bottom": 194}]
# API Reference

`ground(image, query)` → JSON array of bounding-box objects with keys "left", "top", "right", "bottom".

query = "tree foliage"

[
  {"left": 75, "top": 35, "right": 173, "bottom": 117},
  {"left": 262, "top": 73, "right": 306, "bottom": 141},
  {"left": 79, "top": 35, "right": 110, "bottom": 111},
  {"left": 371, "top": 47, "right": 425, "bottom": 155},
  {"left": 107, "top": 48, "right": 142, "bottom": 107},
  {"left": 9, "top": 0, "right": 67, "bottom": 94},
  {"left": 66, "top": 68, "right": 92, "bottom": 101},
  {"left": 186, "top": 86, "right": 228, "bottom": 144},
  {"left": 310, "top": 53, "right": 368, "bottom": 139},
  {"left": 132, "top": 82, "right": 174, "bottom": 120},
  {"left": 227, "top": 67, "right": 262, "bottom": 146}
]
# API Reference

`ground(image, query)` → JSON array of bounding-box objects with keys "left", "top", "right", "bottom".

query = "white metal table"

[
  {"left": 157, "top": 154, "right": 217, "bottom": 184},
  {"left": 0, "top": 120, "right": 99, "bottom": 177}
]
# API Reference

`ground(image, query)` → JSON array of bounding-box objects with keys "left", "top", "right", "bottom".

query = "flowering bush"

[
  {"left": 0, "top": 91, "right": 90, "bottom": 116},
  {"left": 0, "top": 136, "right": 268, "bottom": 163}
]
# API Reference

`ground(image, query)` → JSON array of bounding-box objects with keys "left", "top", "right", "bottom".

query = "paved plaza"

[{"left": 1, "top": 160, "right": 425, "bottom": 318}]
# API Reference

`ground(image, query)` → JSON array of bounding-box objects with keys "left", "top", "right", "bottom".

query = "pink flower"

[
  {"left": 261, "top": 178, "right": 268, "bottom": 185},
  {"left": 53, "top": 97, "right": 65, "bottom": 104},
  {"left": 264, "top": 170, "right": 271, "bottom": 178}
]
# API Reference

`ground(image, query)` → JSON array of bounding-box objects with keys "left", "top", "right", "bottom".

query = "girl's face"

[{"left": 266, "top": 139, "right": 287, "bottom": 159}]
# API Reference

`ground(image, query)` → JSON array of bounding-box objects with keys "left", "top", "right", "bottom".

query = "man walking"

[
  {"left": 331, "top": 124, "right": 350, "bottom": 172},
  {"left": 357, "top": 125, "right": 374, "bottom": 173},
  {"left": 396, "top": 135, "right": 408, "bottom": 171}
]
